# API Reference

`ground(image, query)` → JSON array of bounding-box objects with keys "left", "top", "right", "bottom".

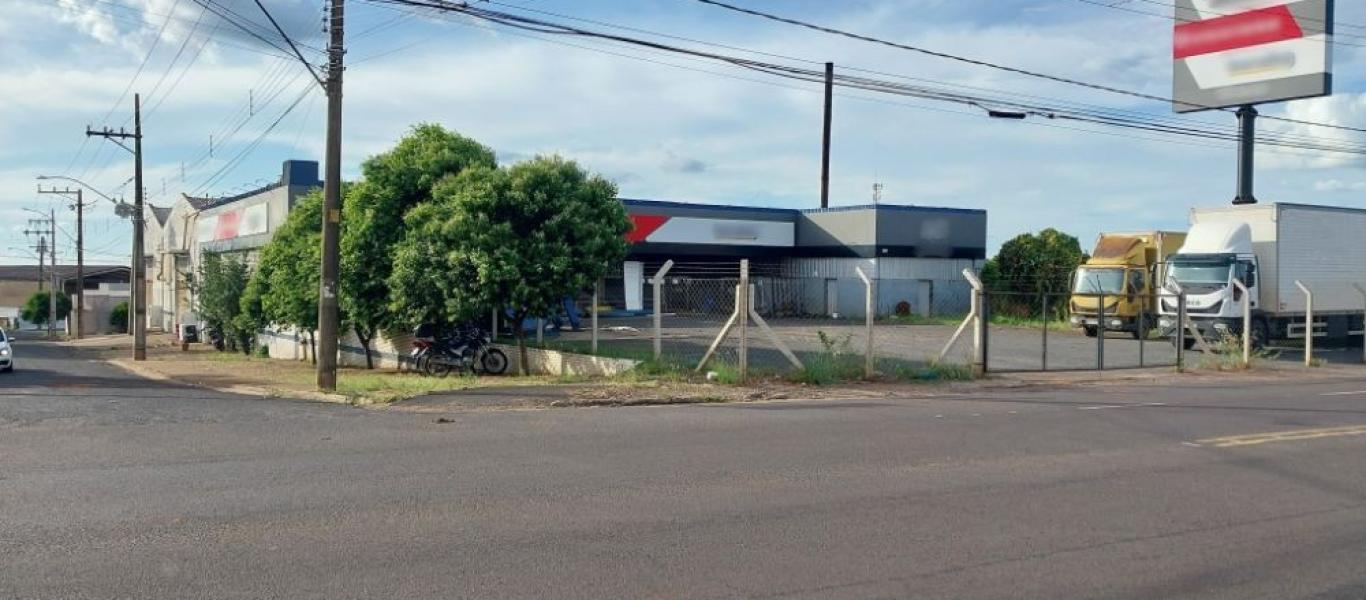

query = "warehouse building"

[{"left": 617, "top": 199, "right": 987, "bottom": 318}]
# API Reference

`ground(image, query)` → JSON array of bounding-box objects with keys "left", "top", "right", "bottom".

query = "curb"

[{"left": 107, "top": 359, "right": 351, "bottom": 404}]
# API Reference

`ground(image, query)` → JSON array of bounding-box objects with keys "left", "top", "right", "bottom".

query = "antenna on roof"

[{"left": 872, "top": 182, "right": 883, "bottom": 205}]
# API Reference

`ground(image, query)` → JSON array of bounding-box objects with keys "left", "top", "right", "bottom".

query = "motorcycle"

[{"left": 411, "top": 323, "right": 509, "bottom": 377}]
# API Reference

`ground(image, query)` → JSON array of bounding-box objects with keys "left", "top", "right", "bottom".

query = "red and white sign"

[
  {"left": 1172, "top": 0, "right": 1332, "bottom": 112},
  {"left": 628, "top": 214, "right": 794, "bottom": 247}
]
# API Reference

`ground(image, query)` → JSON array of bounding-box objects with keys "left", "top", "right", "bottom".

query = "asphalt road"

[{"left": 5, "top": 339, "right": 1366, "bottom": 599}]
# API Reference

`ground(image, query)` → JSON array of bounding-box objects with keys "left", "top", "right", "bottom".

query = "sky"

[{"left": 2, "top": 0, "right": 1365, "bottom": 266}]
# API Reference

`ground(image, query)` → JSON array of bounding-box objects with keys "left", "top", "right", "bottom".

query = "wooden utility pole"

[
  {"left": 87, "top": 93, "right": 146, "bottom": 359},
  {"left": 316, "top": 0, "right": 345, "bottom": 390},
  {"left": 39, "top": 186, "right": 85, "bottom": 338}
]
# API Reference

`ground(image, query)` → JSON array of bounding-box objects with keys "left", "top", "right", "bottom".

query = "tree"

[
  {"left": 195, "top": 253, "right": 251, "bottom": 352},
  {"left": 249, "top": 190, "right": 324, "bottom": 363},
  {"left": 21, "top": 290, "right": 72, "bottom": 326},
  {"left": 110, "top": 301, "right": 129, "bottom": 331},
  {"left": 388, "top": 155, "right": 630, "bottom": 374},
  {"left": 341, "top": 125, "right": 496, "bottom": 369},
  {"left": 983, "top": 228, "right": 1086, "bottom": 317}
]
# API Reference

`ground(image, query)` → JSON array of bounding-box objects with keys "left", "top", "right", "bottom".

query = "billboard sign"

[
  {"left": 1173, "top": 0, "right": 1333, "bottom": 113},
  {"left": 627, "top": 214, "right": 794, "bottom": 247}
]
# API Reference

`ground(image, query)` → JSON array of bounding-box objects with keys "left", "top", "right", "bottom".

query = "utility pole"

[
  {"left": 87, "top": 93, "right": 146, "bottom": 360},
  {"left": 24, "top": 212, "right": 57, "bottom": 337},
  {"left": 820, "top": 61, "right": 834, "bottom": 209},
  {"left": 316, "top": 0, "right": 345, "bottom": 391},
  {"left": 39, "top": 186, "right": 85, "bottom": 338}
]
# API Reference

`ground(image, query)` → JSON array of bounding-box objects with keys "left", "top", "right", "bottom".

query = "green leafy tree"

[
  {"left": 983, "top": 228, "right": 1086, "bottom": 317},
  {"left": 195, "top": 253, "right": 251, "bottom": 352},
  {"left": 388, "top": 155, "right": 630, "bottom": 374},
  {"left": 21, "top": 290, "right": 72, "bottom": 326},
  {"left": 341, "top": 125, "right": 496, "bottom": 369},
  {"left": 251, "top": 190, "right": 324, "bottom": 363},
  {"left": 110, "top": 301, "right": 129, "bottom": 331}
]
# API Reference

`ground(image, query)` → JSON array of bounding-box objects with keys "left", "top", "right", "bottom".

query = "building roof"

[
  {"left": 0, "top": 265, "right": 131, "bottom": 283},
  {"left": 621, "top": 198, "right": 985, "bottom": 216},
  {"left": 149, "top": 204, "right": 172, "bottom": 226}
]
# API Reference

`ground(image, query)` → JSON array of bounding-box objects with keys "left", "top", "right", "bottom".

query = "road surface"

[{"left": 4, "top": 339, "right": 1366, "bottom": 598}]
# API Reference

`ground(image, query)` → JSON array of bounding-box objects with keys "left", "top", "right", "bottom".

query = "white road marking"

[
  {"left": 1320, "top": 390, "right": 1366, "bottom": 396},
  {"left": 1079, "top": 402, "right": 1169, "bottom": 411}
]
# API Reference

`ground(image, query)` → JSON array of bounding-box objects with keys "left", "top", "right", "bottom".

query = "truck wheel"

[
  {"left": 1250, "top": 319, "right": 1270, "bottom": 350},
  {"left": 1083, "top": 326, "right": 1098, "bottom": 338}
]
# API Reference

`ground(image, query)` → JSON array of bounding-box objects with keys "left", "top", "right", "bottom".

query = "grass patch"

[
  {"left": 1196, "top": 332, "right": 1279, "bottom": 371},
  {"left": 528, "top": 339, "right": 655, "bottom": 362},
  {"left": 892, "top": 362, "right": 975, "bottom": 382}
]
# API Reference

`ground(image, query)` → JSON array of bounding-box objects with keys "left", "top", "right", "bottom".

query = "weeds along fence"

[{"left": 558, "top": 259, "right": 982, "bottom": 383}]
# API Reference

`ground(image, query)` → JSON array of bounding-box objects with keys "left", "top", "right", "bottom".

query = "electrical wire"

[
  {"left": 691, "top": 0, "right": 1366, "bottom": 134},
  {"left": 362, "top": 0, "right": 1366, "bottom": 156},
  {"left": 1067, "top": 0, "right": 1366, "bottom": 47}
]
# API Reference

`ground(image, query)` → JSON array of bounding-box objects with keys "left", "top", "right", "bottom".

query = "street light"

[
  {"left": 36, "top": 175, "right": 128, "bottom": 211},
  {"left": 37, "top": 174, "right": 137, "bottom": 337}
]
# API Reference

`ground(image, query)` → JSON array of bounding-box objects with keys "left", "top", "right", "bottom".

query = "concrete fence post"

[
  {"left": 1354, "top": 283, "right": 1366, "bottom": 365},
  {"left": 1296, "top": 280, "right": 1313, "bottom": 367},
  {"left": 650, "top": 260, "right": 674, "bottom": 361},
  {"left": 1232, "top": 279, "right": 1251, "bottom": 367},
  {"left": 738, "top": 259, "right": 749, "bottom": 382},
  {"left": 961, "top": 269, "right": 985, "bottom": 375},
  {"left": 591, "top": 279, "right": 601, "bottom": 355},
  {"left": 855, "top": 266, "right": 874, "bottom": 379}
]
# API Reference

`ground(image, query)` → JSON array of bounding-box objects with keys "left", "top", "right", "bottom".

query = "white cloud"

[
  {"left": 1313, "top": 179, "right": 1366, "bottom": 192},
  {"left": 1261, "top": 94, "right": 1366, "bottom": 170}
]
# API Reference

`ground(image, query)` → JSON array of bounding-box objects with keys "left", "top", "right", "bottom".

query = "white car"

[{"left": 0, "top": 328, "right": 11, "bottom": 372}]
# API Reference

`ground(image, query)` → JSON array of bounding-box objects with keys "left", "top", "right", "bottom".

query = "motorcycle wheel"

[
  {"left": 424, "top": 357, "right": 453, "bottom": 378},
  {"left": 480, "top": 348, "right": 509, "bottom": 375}
]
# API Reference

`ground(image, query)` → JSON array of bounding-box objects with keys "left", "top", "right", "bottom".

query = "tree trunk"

[
  {"left": 356, "top": 326, "right": 374, "bottom": 370},
  {"left": 308, "top": 331, "right": 317, "bottom": 366},
  {"left": 514, "top": 310, "right": 529, "bottom": 376}
]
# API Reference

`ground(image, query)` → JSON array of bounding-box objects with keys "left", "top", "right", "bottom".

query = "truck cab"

[
  {"left": 1069, "top": 232, "right": 1184, "bottom": 339},
  {"left": 1157, "top": 223, "right": 1261, "bottom": 346}
]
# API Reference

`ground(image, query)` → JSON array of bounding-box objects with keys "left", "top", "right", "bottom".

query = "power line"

[
  {"left": 251, "top": 0, "right": 326, "bottom": 87},
  {"left": 362, "top": 0, "right": 1366, "bottom": 156},
  {"left": 691, "top": 0, "right": 1366, "bottom": 134},
  {"left": 468, "top": 0, "right": 1366, "bottom": 154},
  {"left": 1067, "top": 0, "right": 1366, "bottom": 47},
  {"left": 193, "top": 83, "right": 314, "bottom": 194},
  {"left": 1128, "top": 0, "right": 1366, "bottom": 33}
]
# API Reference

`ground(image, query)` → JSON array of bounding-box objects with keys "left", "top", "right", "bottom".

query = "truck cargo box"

[{"left": 1191, "top": 203, "right": 1366, "bottom": 315}]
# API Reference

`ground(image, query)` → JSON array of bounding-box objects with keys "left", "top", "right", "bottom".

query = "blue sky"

[{"left": 3, "top": 0, "right": 1365, "bottom": 265}]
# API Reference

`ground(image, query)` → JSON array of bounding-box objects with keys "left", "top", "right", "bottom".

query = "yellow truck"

[{"left": 1069, "top": 231, "right": 1186, "bottom": 339}]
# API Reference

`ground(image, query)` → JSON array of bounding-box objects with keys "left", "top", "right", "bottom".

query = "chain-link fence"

[{"left": 981, "top": 291, "right": 1180, "bottom": 372}]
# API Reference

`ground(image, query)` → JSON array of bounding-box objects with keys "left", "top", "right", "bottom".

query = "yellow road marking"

[{"left": 1198, "top": 425, "right": 1366, "bottom": 448}]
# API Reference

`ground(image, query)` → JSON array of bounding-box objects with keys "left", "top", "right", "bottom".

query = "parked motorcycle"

[
  {"left": 410, "top": 323, "right": 509, "bottom": 377},
  {"left": 204, "top": 325, "right": 226, "bottom": 351}
]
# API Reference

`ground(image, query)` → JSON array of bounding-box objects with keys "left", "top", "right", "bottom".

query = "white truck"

[{"left": 1158, "top": 203, "right": 1366, "bottom": 348}]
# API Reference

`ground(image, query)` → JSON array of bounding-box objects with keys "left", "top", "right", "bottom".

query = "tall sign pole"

[
  {"left": 1233, "top": 105, "right": 1258, "bottom": 205},
  {"left": 317, "top": 0, "right": 345, "bottom": 391},
  {"left": 1171, "top": 0, "right": 1334, "bottom": 206}
]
